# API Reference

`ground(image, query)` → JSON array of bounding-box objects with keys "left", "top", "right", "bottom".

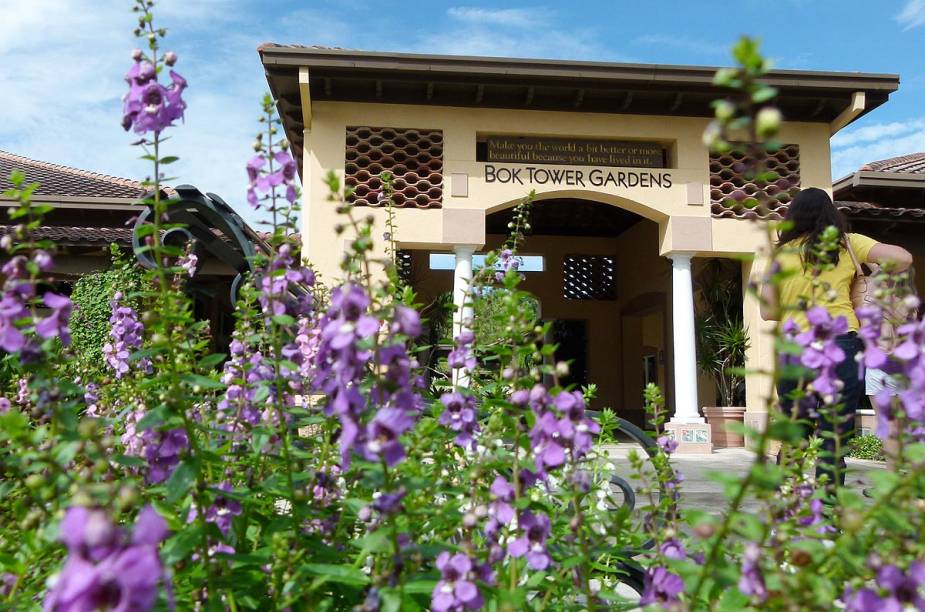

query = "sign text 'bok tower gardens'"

[{"left": 259, "top": 45, "right": 902, "bottom": 451}]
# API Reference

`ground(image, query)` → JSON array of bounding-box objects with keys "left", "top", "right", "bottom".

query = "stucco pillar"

[
  {"left": 742, "top": 256, "right": 777, "bottom": 453},
  {"left": 666, "top": 253, "right": 711, "bottom": 452},
  {"left": 300, "top": 127, "right": 311, "bottom": 263},
  {"left": 452, "top": 245, "right": 476, "bottom": 387}
]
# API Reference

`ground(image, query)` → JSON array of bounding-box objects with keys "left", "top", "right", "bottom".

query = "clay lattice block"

[
  {"left": 709, "top": 144, "right": 801, "bottom": 220},
  {"left": 345, "top": 126, "right": 444, "bottom": 209}
]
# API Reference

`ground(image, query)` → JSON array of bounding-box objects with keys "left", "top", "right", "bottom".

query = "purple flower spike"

[
  {"left": 738, "top": 542, "right": 767, "bottom": 602},
  {"left": 439, "top": 392, "right": 479, "bottom": 449},
  {"left": 45, "top": 506, "right": 168, "bottom": 612}
]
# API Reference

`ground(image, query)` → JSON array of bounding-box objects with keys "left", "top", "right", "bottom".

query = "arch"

[{"left": 485, "top": 189, "right": 670, "bottom": 225}]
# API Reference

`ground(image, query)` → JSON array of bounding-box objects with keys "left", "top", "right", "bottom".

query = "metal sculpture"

[{"left": 131, "top": 185, "right": 269, "bottom": 304}]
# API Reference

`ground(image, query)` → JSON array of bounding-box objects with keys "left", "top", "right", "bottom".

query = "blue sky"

[{"left": 1, "top": 0, "right": 923, "bottom": 225}]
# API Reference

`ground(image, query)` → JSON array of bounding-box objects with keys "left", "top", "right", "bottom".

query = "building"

[
  {"left": 256, "top": 47, "right": 904, "bottom": 450},
  {"left": 0, "top": 151, "right": 260, "bottom": 349},
  {"left": 833, "top": 152, "right": 925, "bottom": 434}
]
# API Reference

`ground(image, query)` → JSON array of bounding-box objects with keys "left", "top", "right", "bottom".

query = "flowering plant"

[{"left": 2, "top": 8, "right": 925, "bottom": 611}]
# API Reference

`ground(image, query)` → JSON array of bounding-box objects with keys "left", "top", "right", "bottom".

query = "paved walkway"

[{"left": 599, "top": 444, "right": 888, "bottom": 514}]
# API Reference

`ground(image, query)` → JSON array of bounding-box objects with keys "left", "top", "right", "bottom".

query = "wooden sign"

[{"left": 486, "top": 136, "right": 665, "bottom": 168}]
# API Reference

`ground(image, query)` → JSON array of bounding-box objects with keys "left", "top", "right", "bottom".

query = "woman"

[{"left": 760, "top": 187, "right": 911, "bottom": 489}]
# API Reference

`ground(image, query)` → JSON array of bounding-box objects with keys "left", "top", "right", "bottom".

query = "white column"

[
  {"left": 669, "top": 253, "right": 703, "bottom": 424},
  {"left": 452, "top": 245, "right": 476, "bottom": 387}
]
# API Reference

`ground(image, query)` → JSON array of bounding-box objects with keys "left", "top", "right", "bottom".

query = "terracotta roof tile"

[
  {"left": 712, "top": 200, "right": 925, "bottom": 221},
  {"left": 0, "top": 151, "right": 146, "bottom": 199},
  {"left": 0, "top": 225, "right": 133, "bottom": 245},
  {"left": 859, "top": 152, "right": 925, "bottom": 174}
]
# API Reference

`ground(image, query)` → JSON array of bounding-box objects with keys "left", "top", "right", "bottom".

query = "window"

[
  {"left": 563, "top": 255, "right": 616, "bottom": 300},
  {"left": 428, "top": 253, "right": 545, "bottom": 272}
]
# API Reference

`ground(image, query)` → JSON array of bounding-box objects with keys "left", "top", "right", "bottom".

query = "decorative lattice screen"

[
  {"left": 709, "top": 144, "right": 801, "bottom": 218},
  {"left": 563, "top": 255, "right": 616, "bottom": 301},
  {"left": 396, "top": 250, "right": 413, "bottom": 286},
  {"left": 345, "top": 126, "right": 444, "bottom": 209}
]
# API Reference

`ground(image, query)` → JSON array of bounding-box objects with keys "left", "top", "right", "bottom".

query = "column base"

[
  {"left": 664, "top": 421, "right": 712, "bottom": 454},
  {"left": 743, "top": 410, "right": 780, "bottom": 458}
]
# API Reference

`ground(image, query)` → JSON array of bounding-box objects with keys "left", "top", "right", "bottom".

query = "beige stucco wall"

[{"left": 300, "top": 98, "right": 836, "bottom": 417}]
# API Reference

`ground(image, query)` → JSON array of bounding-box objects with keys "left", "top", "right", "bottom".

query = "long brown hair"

[{"left": 777, "top": 187, "right": 847, "bottom": 266}]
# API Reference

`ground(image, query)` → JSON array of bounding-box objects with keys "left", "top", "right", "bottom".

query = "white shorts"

[{"left": 865, "top": 367, "right": 900, "bottom": 396}]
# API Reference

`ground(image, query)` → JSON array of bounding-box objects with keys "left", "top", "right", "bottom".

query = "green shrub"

[
  {"left": 848, "top": 433, "right": 885, "bottom": 461},
  {"left": 69, "top": 245, "right": 144, "bottom": 375}
]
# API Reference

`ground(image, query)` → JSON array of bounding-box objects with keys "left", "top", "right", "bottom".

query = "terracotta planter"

[{"left": 704, "top": 406, "right": 746, "bottom": 448}]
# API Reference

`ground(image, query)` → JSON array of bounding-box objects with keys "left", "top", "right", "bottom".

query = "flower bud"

[
  {"left": 0, "top": 235, "right": 11, "bottom": 250},
  {"left": 714, "top": 99, "right": 735, "bottom": 121},
  {"left": 164, "top": 51, "right": 177, "bottom": 66},
  {"left": 694, "top": 522, "right": 715, "bottom": 538},
  {"left": 555, "top": 361, "right": 570, "bottom": 377},
  {"left": 462, "top": 512, "right": 477, "bottom": 528},
  {"left": 131, "top": 48, "right": 143, "bottom": 61},
  {"left": 790, "top": 548, "right": 812, "bottom": 567},
  {"left": 755, "top": 107, "right": 782, "bottom": 138}
]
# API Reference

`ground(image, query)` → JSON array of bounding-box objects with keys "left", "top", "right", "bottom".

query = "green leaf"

[
  {"left": 273, "top": 314, "right": 296, "bottom": 326},
  {"left": 767, "top": 419, "right": 805, "bottom": 443},
  {"left": 159, "top": 156, "right": 180, "bottom": 164},
  {"left": 303, "top": 563, "right": 370, "bottom": 586},
  {"left": 182, "top": 374, "right": 224, "bottom": 390},
  {"left": 751, "top": 86, "right": 778, "bottom": 103},
  {"left": 165, "top": 459, "right": 198, "bottom": 503},
  {"left": 197, "top": 353, "right": 227, "bottom": 369},
  {"left": 161, "top": 523, "right": 203, "bottom": 564},
  {"left": 111, "top": 454, "right": 147, "bottom": 468},
  {"left": 403, "top": 579, "right": 438, "bottom": 594}
]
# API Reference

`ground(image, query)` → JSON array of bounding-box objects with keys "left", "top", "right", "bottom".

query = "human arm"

[{"left": 868, "top": 242, "right": 913, "bottom": 272}]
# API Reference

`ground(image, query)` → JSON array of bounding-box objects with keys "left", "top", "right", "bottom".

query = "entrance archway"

[{"left": 485, "top": 198, "right": 671, "bottom": 428}]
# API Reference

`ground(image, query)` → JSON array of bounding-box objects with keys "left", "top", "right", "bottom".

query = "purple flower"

[
  {"left": 141, "top": 427, "right": 188, "bottom": 484},
  {"left": 431, "top": 552, "right": 484, "bottom": 611},
  {"left": 508, "top": 511, "right": 551, "bottom": 570},
  {"left": 35, "top": 292, "right": 72, "bottom": 345},
  {"left": 44, "top": 506, "right": 168, "bottom": 611},
  {"left": 392, "top": 305, "right": 421, "bottom": 337},
  {"left": 177, "top": 252, "right": 198, "bottom": 277},
  {"left": 364, "top": 407, "right": 413, "bottom": 466},
  {"left": 657, "top": 435, "right": 678, "bottom": 455},
  {"left": 486, "top": 476, "right": 515, "bottom": 531},
  {"left": 188, "top": 482, "right": 242, "bottom": 537},
  {"left": 791, "top": 308, "right": 849, "bottom": 400},
  {"left": 738, "top": 542, "right": 767, "bottom": 602},
  {"left": 447, "top": 329, "right": 477, "bottom": 372},
  {"left": 660, "top": 539, "right": 686, "bottom": 561},
  {"left": 439, "top": 391, "right": 479, "bottom": 449},
  {"left": 640, "top": 566, "right": 684, "bottom": 606}
]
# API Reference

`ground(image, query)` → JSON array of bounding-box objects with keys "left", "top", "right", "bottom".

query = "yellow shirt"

[{"left": 776, "top": 232, "right": 878, "bottom": 332}]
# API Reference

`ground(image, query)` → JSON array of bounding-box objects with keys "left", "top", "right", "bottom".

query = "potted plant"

[{"left": 695, "top": 259, "right": 750, "bottom": 447}]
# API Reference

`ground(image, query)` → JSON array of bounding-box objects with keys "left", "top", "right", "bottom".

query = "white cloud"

[
  {"left": 410, "top": 6, "right": 622, "bottom": 61},
  {"left": 447, "top": 7, "right": 547, "bottom": 29},
  {"left": 896, "top": 0, "right": 925, "bottom": 30},
  {"left": 831, "top": 118, "right": 925, "bottom": 148},
  {"left": 634, "top": 34, "right": 727, "bottom": 58},
  {"left": 831, "top": 118, "right": 925, "bottom": 178},
  {"left": 0, "top": 0, "right": 275, "bottom": 226}
]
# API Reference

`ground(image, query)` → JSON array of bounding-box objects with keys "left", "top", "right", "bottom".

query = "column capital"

[
  {"left": 453, "top": 244, "right": 478, "bottom": 256},
  {"left": 666, "top": 252, "right": 695, "bottom": 264}
]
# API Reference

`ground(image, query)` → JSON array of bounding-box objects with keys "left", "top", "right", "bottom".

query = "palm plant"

[{"left": 695, "top": 259, "right": 750, "bottom": 407}]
